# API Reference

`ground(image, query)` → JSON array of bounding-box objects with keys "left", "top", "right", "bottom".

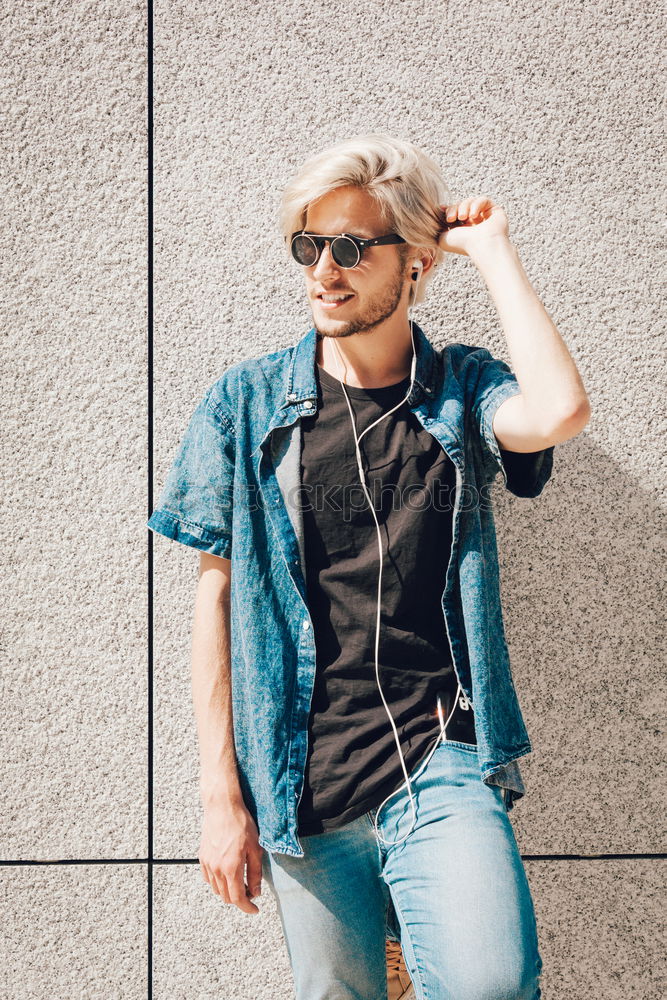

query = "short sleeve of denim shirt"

[
  {"left": 146, "top": 388, "right": 234, "bottom": 557},
  {"left": 470, "top": 348, "right": 554, "bottom": 499}
]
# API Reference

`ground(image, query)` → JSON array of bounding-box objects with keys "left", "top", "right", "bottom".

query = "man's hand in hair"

[{"left": 437, "top": 197, "right": 509, "bottom": 256}]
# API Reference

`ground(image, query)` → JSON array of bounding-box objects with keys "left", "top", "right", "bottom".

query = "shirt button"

[
  {"left": 303, "top": 400, "right": 313, "bottom": 409},
  {"left": 302, "top": 620, "right": 310, "bottom": 630}
]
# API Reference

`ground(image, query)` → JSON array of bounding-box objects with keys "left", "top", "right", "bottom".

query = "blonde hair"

[{"left": 279, "top": 132, "right": 450, "bottom": 306}]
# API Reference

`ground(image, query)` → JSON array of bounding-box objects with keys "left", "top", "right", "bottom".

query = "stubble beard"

[{"left": 313, "top": 257, "right": 410, "bottom": 340}]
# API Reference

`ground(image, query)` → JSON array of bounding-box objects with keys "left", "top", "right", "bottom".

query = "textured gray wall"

[{"left": 1, "top": 0, "right": 665, "bottom": 997}]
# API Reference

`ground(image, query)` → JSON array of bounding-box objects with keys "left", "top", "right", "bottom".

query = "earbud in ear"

[{"left": 411, "top": 260, "right": 423, "bottom": 280}]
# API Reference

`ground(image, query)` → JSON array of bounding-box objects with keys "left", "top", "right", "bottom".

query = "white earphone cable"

[{"left": 328, "top": 259, "right": 465, "bottom": 846}]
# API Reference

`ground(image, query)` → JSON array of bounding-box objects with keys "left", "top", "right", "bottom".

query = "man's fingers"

[
  {"left": 246, "top": 849, "right": 264, "bottom": 897},
  {"left": 199, "top": 860, "right": 211, "bottom": 886},
  {"left": 199, "top": 849, "right": 261, "bottom": 913},
  {"left": 444, "top": 197, "right": 493, "bottom": 226},
  {"left": 227, "top": 866, "right": 259, "bottom": 914},
  {"left": 211, "top": 871, "right": 231, "bottom": 903},
  {"left": 201, "top": 859, "right": 231, "bottom": 903}
]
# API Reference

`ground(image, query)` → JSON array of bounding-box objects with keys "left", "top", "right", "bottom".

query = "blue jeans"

[{"left": 261, "top": 740, "right": 543, "bottom": 1000}]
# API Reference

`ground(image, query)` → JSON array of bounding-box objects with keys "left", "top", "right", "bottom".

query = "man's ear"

[
  {"left": 406, "top": 247, "right": 436, "bottom": 279},
  {"left": 418, "top": 249, "right": 437, "bottom": 277}
]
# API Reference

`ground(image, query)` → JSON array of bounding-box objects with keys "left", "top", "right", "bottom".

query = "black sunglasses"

[{"left": 290, "top": 230, "right": 406, "bottom": 269}]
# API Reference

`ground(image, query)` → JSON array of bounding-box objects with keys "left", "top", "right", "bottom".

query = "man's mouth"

[{"left": 316, "top": 292, "right": 355, "bottom": 310}]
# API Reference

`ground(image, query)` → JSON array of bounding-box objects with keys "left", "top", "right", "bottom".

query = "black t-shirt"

[{"left": 296, "top": 359, "right": 476, "bottom": 836}]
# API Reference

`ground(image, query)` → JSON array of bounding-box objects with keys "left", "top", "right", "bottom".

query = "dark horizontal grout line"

[
  {"left": 1, "top": 858, "right": 153, "bottom": 866},
  {"left": 1, "top": 853, "right": 665, "bottom": 867},
  {"left": 523, "top": 853, "right": 667, "bottom": 861}
]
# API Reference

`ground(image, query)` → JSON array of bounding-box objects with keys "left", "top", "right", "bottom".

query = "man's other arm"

[{"left": 193, "top": 552, "right": 264, "bottom": 915}]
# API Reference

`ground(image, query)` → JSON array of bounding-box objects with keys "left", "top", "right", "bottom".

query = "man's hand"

[
  {"left": 437, "top": 197, "right": 510, "bottom": 257},
  {"left": 198, "top": 799, "right": 265, "bottom": 915}
]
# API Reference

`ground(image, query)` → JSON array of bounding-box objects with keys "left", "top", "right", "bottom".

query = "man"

[{"left": 147, "top": 134, "right": 590, "bottom": 1000}]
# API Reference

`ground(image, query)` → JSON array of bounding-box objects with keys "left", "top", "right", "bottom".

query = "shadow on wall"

[{"left": 491, "top": 428, "right": 665, "bottom": 857}]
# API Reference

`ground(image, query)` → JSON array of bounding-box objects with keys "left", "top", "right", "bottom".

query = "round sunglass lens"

[
  {"left": 291, "top": 234, "right": 318, "bottom": 266},
  {"left": 331, "top": 237, "right": 360, "bottom": 268}
]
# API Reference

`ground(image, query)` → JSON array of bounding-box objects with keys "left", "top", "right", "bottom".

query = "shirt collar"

[{"left": 284, "top": 322, "right": 438, "bottom": 413}]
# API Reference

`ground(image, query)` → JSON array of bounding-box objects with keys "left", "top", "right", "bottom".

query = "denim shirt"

[{"left": 147, "top": 323, "right": 554, "bottom": 858}]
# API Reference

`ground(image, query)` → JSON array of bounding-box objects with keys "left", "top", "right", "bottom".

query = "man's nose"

[{"left": 312, "top": 243, "right": 341, "bottom": 280}]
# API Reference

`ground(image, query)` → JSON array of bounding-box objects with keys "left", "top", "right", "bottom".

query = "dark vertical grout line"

[{"left": 147, "top": 0, "right": 154, "bottom": 997}]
